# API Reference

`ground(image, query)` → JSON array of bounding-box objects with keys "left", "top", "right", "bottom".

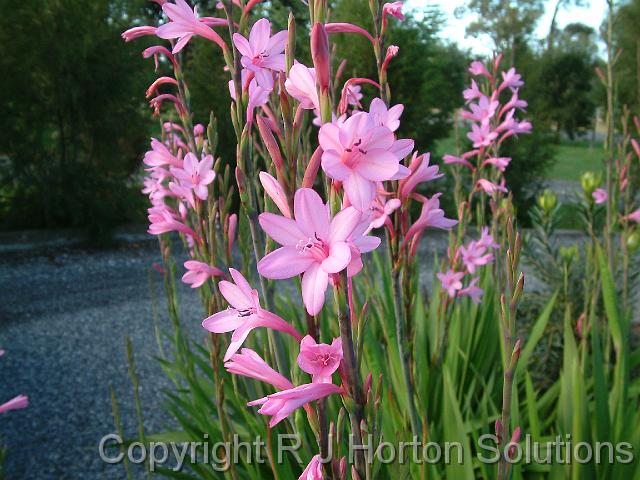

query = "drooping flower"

[
  {"left": 592, "top": 188, "right": 608, "bottom": 205},
  {"left": 346, "top": 216, "right": 382, "bottom": 276},
  {"left": 257, "top": 189, "right": 361, "bottom": 315},
  {"left": 297, "top": 336, "right": 343, "bottom": 383},
  {"left": 625, "top": 208, "right": 640, "bottom": 223},
  {"left": 229, "top": 68, "right": 274, "bottom": 124},
  {"left": 404, "top": 193, "right": 457, "bottom": 246},
  {"left": 202, "top": 268, "right": 302, "bottom": 360},
  {"left": 437, "top": 269, "right": 464, "bottom": 298},
  {"left": 181, "top": 260, "right": 224, "bottom": 288},
  {"left": 463, "top": 79, "right": 482, "bottom": 103},
  {"left": 443, "top": 153, "right": 475, "bottom": 170},
  {"left": 299, "top": 455, "right": 324, "bottom": 480},
  {"left": 382, "top": 2, "right": 405, "bottom": 21},
  {"left": 366, "top": 194, "right": 401, "bottom": 231},
  {"left": 482, "top": 156, "right": 511, "bottom": 172},
  {"left": 459, "top": 240, "right": 494, "bottom": 274},
  {"left": 170, "top": 152, "right": 216, "bottom": 201},
  {"left": 156, "top": 0, "right": 228, "bottom": 53},
  {"left": 248, "top": 382, "right": 342, "bottom": 427},
  {"left": 225, "top": 348, "right": 294, "bottom": 391},
  {"left": 319, "top": 112, "right": 412, "bottom": 210},
  {"left": 122, "top": 26, "right": 157, "bottom": 42},
  {"left": 500, "top": 68, "right": 524, "bottom": 91},
  {"left": 477, "top": 179, "right": 508, "bottom": 195},
  {"left": 464, "top": 95, "right": 499, "bottom": 124},
  {"left": 399, "top": 152, "right": 443, "bottom": 199},
  {"left": 0, "top": 395, "right": 29, "bottom": 414},
  {"left": 469, "top": 60, "right": 491, "bottom": 78},
  {"left": 147, "top": 205, "right": 199, "bottom": 239},
  {"left": 233, "top": 18, "right": 287, "bottom": 87},
  {"left": 468, "top": 122, "right": 498, "bottom": 148},
  {"left": 285, "top": 64, "right": 319, "bottom": 111}
]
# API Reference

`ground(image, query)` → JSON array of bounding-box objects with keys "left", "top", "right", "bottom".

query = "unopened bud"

[
  {"left": 512, "top": 338, "right": 521, "bottom": 361},
  {"left": 627, "top": 230, "right": 640, "bottom": 253},
  {"left": 537, "top": 189, "right": 557, "bottom": 214},
  {"left": 508, "top": 427, "right": 522, "bottom": 459},
  {"left": 580, "top": 171, "right": 600, "bottom": 198},
  {"left": 311, "top": 23, "right": 330, "bottom": 92},
  {"left": 285, "top": 12, "right": 295, "bottom": 73}
]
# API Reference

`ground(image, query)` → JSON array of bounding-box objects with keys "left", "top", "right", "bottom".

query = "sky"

[{"left": 406, "top": 0, "right": 608, "bottom": 55}]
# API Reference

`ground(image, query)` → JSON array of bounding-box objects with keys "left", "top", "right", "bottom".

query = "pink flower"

[
  {"left": 477, "top": 227, "right": 499, "bottom": 250},
  {"left": 464, "top": 95, "right": 499, "bottom": 124},
  {"left": 345, "top": 84, "right": 363, "bottom": 106},
  {"left": 367, "top": 195, "right": 401, "bottom": 231},
  {"left": 482, "top": 156, "right": 511, "bottom": 172},
  {"left": 325, "top": 23, "right": 375, "bottom": 44},
  {"left": 285, "top": 64, "right": 319, "bottom": 111},
  {"left": 311, "top": 23, "right": 330, "bottom": 93},
  {"left": 299, "top": 455, "right": 324, "bottom": 480},
  {"left": 381, "top": 45, "right": 400, "bottom": 74},
  {"left": 122, "top": 26, "right": 157, "bottom": 42},
  {"left": 233, "top": 18, "right": 287, "bottom": 86},
  {"left": 144, "top": 138, "right": 183, "bottom": 168},
  {"left": 382, "top": 2, "right": 405, "bottom": 20},
  {"left": 369, "top": 98, "right": 404, "bottom": 132},
  {"left": 476, "top": 179, "right": 508, "bottom": 195},
  {"left": 225, "top": 348, "right": 294, "bottom": 391},
  {"left": 0, "top": 395, "right": 29, "bottom": 414},
  {"left": 346, "top": 217, "right": 382, "bottom": 276},
  {"left": 469, "top": 60, "right": 491, "bottom": 78},
  {"left": 459, "top": 277, "right": 483, "bottom": 304},
  {"left": 297, "top": 336, "right": 343, "bottom": 383},
  {"left": 459, "top": 241, "right": 493, "bottom": 274},
  {"left": 437, "top": 269, "right": 464, "bottom": 298},
  {"left": 257, "top": 189, "right": 361, "bottom": 315},
  {"left": 319, "top": 112, "right": 412, "bottom": 210},
  {"left": 229, "top": 69, "right": 274, "bottom": 124},
  {"left": 399, "top": 152, "right": 443, "bottom": 199},
  {"left": 156, "top": 0, "right": 227, "bottom": 53},
  {"left": 248, "top": 382, "right": 342, "bottom": 427},
  {"left": 625, "top": 208, "right": 640, "bottom": 223},
  {"left": 148, "top": 205, "right": 198, "bottom": 239},
  {"left": 170, "top": 152, "right": 216, "bottom": 200},
  {"left": 500, "top": 68, "right": 524, "bottom": 91},
  {"left": 181, "top": 260, "right": 224, "bottom": 288},
  {"left": 202, "top": 269, "right": 302, "bottom": 360},
  {"left": 404, "top": 193, "right": 457, "bottom": 245},
  {"left": 259, "top": 172, "right": 291, "bottom": 218},
  {"left": 443, "top": 154, "right": 474, "bottom": 170},
  {"left": 467, "top": 122, "right": 498, "bottom": 148},
  {"left": 592, "top": 188, "right": 608, "bottom": 205},
  {"left": 463, "top": 79, "right": 482, "bottom": 103}
]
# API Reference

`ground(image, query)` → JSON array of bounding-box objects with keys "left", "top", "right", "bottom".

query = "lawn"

[{"left": 548, "top": 140, "right": 605, "bottom": 181}]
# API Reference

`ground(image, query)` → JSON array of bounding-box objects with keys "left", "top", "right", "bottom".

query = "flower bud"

[
  {"left": 559, "top": 245, "right": 579, "bottom": 266},
  {"left": 580, "top": 171, "right": 600, "bottom": 198},
  {"left": 537, "top": 189, "right": 557, "bottom": 214},
  {"left": 311, "top": 22, "right": 330, "bottom": 93},
  {"left": 627, "top": 230, "right": 640, "bottom": 253}
]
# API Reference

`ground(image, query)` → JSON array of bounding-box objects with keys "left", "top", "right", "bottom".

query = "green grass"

[{"left": 548, "top": 140, "right": 604, "bottom": 181}]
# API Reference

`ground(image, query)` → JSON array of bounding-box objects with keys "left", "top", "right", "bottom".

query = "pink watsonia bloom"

[
  {"left": 0, "top": 395, "right": 29, "bottom": 414},
  {"left": 156, "top": 0, "right": 228, "bottom": 53},
  {"left": 437, "top": 269, "right": 465, "bottom": 298},
  {"left": 144, "top": 138, "right": 183, "bottom": 168},
  {"left": 297, "top": 336, "right": 343, "bottom": 383},
  {"left": 459, "top": 240, "right": 494, "bottom": 274},
  {"left": 225, "top": 348, "right": 294, "bottom": 391},
  {"left": 233, "top": 18, "right": 287, "bottom": 87},
  {"left": 345, "top": 84, "right": 363, "bottom": 106},
  {"left": 285, "top": 64, "right": 319, "bottom": 111},
  {"left": 464, "top": 95, "right": 499, "bottom": 124},
  {"left": 319, "top": 112, "right": 412, "bottom": 210},
  {"left": 227, "top": 213, "right": 238, "bottom": 258},
  {"left": 482, "top": 156, "right": 511, "bottom": 172},
  {"left": 468, "top": 122, "right": 498, "bottom": 148},
  {"left": 299, "top": 455, "right": 323, "bottom": 480},
  {"left": 122, "top": 26, "right": 157, "bottom": 42},
  {"left": 366, "top": 195, "right": 401, "bottom": 231},
  {"left": 229, "top": 69, "right": 273, "bottom": 124},
  {"left": 168, "top": 181, "right": 196, "bottom": 209},
  {"left": 170, "top": 152, "right": 215, "bottom": 200},
  {"left": 181, "top": 260, "right": 224, "bottom": 288},
  {"left": 500, "top": 67, "right": 524, "bottom": 91},
  {"left": 625, "top": 208, "right": 640, "bottom": 223},
  {"left": 404, "top": 193, "right": 458, "bottom": 245},
  {"left": 463, "top": 79, "right": 482, "bottom": 103},
  {"left": 477, "top": 227, "right": 500, "bottom": 250},
  {"left": 257, "top": 189, "right": 361, "bottom": 315},
  {"left": 369, "top": 98, "right": 404, "bottom": 132},
  {"left": 147, "top": 205, "right": 199, "bottom": 240},
  {"left": 381, "top": 45, "right": 400, "bottom": 74},
  {"left": 502, "top": 90, "right": 528, "bottom": 112},
  {"left": 202, "top": 268, "right": 302, "bottom": 360},
  {"left": 259, "top": 172, "right": 291, "bottom": 218},
  {"left": 477, "top": 179, "right": 508, "bottom": 195},
  {"left": 469, "top": 60, "right": 491, "bottom": 78},
  {"left": 382, "top": 2, "right": 405, "bottom": 20},
  {"left": 459, "top": 277, "right": 484, "bottom": 304},
  {"left": 143, "top": 45, "right": 177, "bottom": 70},
  {"left": 146, "top": 76, "right": 179, "bottom": 98},
  {"left": 592, "top": 188, "right": 608, "bottom": 205},
  {"left": 149, "top": 93, "right": 186, "bottom": 116},
  {"left": 325, "top": 23, "right": 376, "bottom": 44},
  {"left": 248, "top": 382, "right": 342, "bottom": 427},
  {"left": 399, "top": 152, "right": 443, "bottom": 199}
]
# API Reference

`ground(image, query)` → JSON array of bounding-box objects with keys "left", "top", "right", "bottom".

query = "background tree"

[
  {"left": 615, "top": 0, "right": 640, "bottom": 111},
  {"left": 0, "top": 0, "right": 156, "bottom": 238}
]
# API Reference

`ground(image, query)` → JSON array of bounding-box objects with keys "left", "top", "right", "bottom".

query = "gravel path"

[{"left": 0, "top": 240, "right": 205, "bottom": 479}]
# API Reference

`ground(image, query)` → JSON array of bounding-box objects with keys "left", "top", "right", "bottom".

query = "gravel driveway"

[{"left": 0, "top": 240, "right": 205, "bottom": 479}]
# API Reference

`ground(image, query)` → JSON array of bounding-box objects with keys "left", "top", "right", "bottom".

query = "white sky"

[{"left": 406, "top": 0, "right": 608, "bottom": 55}]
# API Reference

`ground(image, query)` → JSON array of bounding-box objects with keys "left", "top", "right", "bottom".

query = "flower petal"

[
  {"left": 294, "top": 188, "right": 330, "bottom": 239},
  {"left": 259, "top": 213, "right": 305, "bottom": 246},
  {"left": 218, "top": 280, "right": 253, "bottom": 309},
  {"left": 302, "top": 263, "right": 329, "bottom": 315},
  {"left": 258, "top": 247, "right": 315, "bottom": 279},
  {"left": 202, "top": 309, "right": 245, "bottom": 333},
  {"left": 322, "top": 241, "right": 351, "bottom": 273},
  {"left": 343, "top": 173, "right": 376, "bottom": 211}
]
